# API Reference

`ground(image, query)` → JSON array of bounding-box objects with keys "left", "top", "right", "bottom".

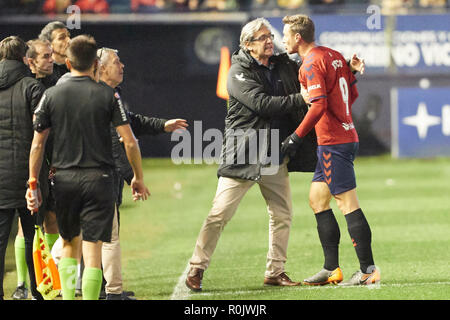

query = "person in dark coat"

[
  {"left": 97, "top": 47, "right": 187, "bottom": 300},
  {"left": 0, "top": 36, "right": 45, "bottom": 300},
  {"left": 185, "top": 18, "right": 317, "bottom": 292}
]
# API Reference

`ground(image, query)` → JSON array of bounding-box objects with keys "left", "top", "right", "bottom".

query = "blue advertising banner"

[
  {"left": 267, "top": 14, "right": 450, "bottom": 74},
  {"left": 391, "top": 87, "right": 450, "bottom": 158}
]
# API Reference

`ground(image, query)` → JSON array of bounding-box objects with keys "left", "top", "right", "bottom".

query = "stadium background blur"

[{"left": 1, "top": 0, "right": 449, "bottom": 159}]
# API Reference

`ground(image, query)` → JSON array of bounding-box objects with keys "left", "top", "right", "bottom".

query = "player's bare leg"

[
  {"left": 334, "top": 188, "right": 379, "bottom": 286},
  {"left": 309, "top": 181, "right": 332, "bottom": 214},
  {"left": 334, "top": 188, "right": 360, "bottom": 215},
  {"left": 303, "top": 182, "right": 343, "bottom": 286}
]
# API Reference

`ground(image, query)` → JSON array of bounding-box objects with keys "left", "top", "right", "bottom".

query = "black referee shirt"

[{"left": 33, "top": 76, "right": 129, "bottom": 169}]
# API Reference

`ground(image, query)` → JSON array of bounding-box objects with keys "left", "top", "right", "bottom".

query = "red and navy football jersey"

[{"left": 297, "top": 46, "right": 359, "bottom": 146}]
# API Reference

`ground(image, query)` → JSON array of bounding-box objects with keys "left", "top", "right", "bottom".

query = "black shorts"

[
  {"left": 53, "top": 167, "right": 115, "bottom": 242},
  {"left": 45, "top": 180, "right": 56, "bottom": 212}
]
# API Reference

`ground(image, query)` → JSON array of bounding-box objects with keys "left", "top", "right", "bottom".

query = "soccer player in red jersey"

[{"left": 281, "top": 14, "right": 380, "bottom": 286}]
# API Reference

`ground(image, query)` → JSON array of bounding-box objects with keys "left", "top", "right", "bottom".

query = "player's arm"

[
  {"left": 281, "top": 98, "right": 326, "bottom": 159},
  {"left": 295, "top": 98, "right": 327, "bottom": 138},
  {"left": 295, "top": 60, "right": 328, "bottom": 138},
  {"left": 281, "top": 62, "right": 327, "bottom": 158}
]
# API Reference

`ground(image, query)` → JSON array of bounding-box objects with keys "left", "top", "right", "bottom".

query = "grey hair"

[
  {"left": 39, "top": 21, "right": 67, "bottom": 42},
  {"left": 239, "top": 17, "right": 272, "bottom": 51},
  {"left": 26, "top": 39, "right": 51, "bottom": 59},
  {"left": 96, "top": 47, "right": 118, "bottom": 66}
]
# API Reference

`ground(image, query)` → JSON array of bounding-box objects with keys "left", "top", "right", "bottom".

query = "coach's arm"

[
  {"left": 128, "top": 111, "right": 188, "bottom": 137},
  {"left": 226, "top": 65, "right": 304, "bottom": 119},
  {"left": 115, "top": 124, "right": 151, "bottom": 201}
]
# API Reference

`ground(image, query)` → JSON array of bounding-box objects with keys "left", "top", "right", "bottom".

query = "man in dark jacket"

[
  {"left": 0, "top": 36, "right": 45, "bottom": 300},
  {"left": 97, "top": 47, "right": 188, "bottom": 300},
  {"left": 185, "top": 18, "right": 317, "bottom": 292},
  {"left": 10, "top": 38, "right": 61, "bottom": 301}
]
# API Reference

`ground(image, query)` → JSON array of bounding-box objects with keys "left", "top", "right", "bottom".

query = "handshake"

[{"left": 281, "top": 132, "right": 303, "bottom": 160}]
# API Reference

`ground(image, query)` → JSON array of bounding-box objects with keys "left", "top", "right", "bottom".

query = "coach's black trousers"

[{"left": 0, "top": 208, "right": 41, "bottom": 299}]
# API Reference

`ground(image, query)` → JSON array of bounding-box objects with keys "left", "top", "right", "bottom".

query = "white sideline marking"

[
  {"left": 170, "top": 262, "right": 191, "bottom": 300},
  {"left": 170, "top": 261, "right": 450, "bottom": 299},
  {"left": 194, "top": 281, "right": 450, "bottom": 298}
]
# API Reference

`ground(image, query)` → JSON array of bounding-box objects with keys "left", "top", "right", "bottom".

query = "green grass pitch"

[{"left": 3, "top": 155, "right": 450, "bottom": 300}]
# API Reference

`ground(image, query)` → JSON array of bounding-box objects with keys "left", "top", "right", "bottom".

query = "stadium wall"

[{"left": 1, "top": 13, "right": 449, "bottom": 158}]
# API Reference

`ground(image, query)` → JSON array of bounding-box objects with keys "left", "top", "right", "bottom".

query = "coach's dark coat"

[
  {"left": 0, "top": 60, "right": 45, "bottom": 209},
  {"left": 111, "top": 87, "right": 167, "bottom": 205},
  {"left": 217, "top": 49, "right": 317, "bottom": 181}
]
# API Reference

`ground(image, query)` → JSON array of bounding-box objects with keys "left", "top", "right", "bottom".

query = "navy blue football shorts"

[{"left": 312, "top": 142, "right": 359, "bottom": 195}]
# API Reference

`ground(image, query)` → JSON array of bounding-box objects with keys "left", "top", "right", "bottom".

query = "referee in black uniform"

[{"left": 26, "top": 35, "right": 150, "bottom": 300}]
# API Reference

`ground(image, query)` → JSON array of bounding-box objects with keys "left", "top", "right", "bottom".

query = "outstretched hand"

[{"left": 164, "top": 119, "right": 188, "bottom": 133}]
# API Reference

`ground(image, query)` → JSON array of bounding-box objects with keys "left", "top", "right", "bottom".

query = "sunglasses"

[{"left": 97, "top": 47, "right": 118, "bottom": 61}]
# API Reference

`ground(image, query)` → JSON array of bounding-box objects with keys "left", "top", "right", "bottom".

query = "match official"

[{"left": 26, "top": 35, "right": 150, "bottom": 300}]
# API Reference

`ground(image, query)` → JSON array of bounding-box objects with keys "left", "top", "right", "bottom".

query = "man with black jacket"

[
  {"left": 9, "top": 38, "right": 58, "bottom": 301},
  {"left": 185, "top": 18, "right": 318, "bottom": 292},
  {"left": 97, "top": 47, "right": 188, "bottom": 300},
  {"left": 0, "top": 36, "right": 45, "bottom": 300}
]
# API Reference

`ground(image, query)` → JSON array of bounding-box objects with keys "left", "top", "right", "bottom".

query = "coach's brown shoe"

[
  {"left": 264, "top": 272, "right": 301, "bottom": 287},
  {"left": 185, "top": 268, "right": 204, "bottom": 292}
]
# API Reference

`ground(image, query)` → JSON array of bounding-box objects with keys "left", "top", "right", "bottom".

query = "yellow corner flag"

[
  {"left": 33, "top": 225, "right": 61, "bottom": 300},
  {"left": 216, "top": 46, "right": 231, "bottom": 100}
]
